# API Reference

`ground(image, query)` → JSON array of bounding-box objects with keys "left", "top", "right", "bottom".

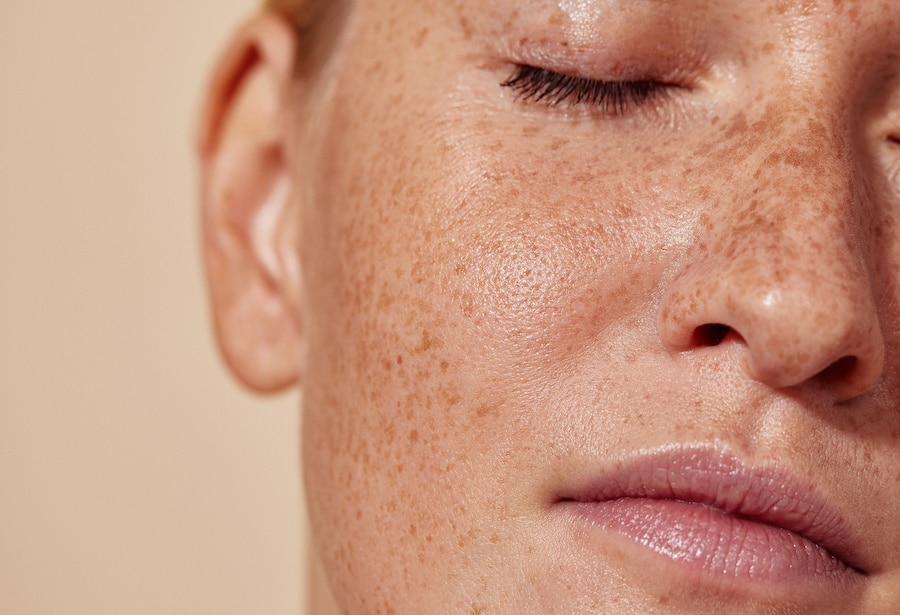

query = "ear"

[{"left": 196, "top": 13, "right": 303, "bottom": 393}]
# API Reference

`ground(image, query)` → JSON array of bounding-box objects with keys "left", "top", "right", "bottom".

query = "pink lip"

[{"left": 556, "top": 447, "right": 868, "bottom": 587}]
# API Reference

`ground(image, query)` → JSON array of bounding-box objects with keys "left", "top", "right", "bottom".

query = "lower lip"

[{"left": 564, "top": 498, "right": 860, "bottom": 586}]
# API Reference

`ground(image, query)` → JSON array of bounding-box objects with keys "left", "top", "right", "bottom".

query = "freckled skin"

[{"left": 292, "top": 0, "right": 900, "bottom": 612}]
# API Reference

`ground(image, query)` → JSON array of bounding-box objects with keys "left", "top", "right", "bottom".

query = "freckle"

[
  {"left": 722, "top": 112, "right": 748, "bottom": 140},
  {"left": 476, "top": 404, "right": 494, "bottom": 418},
  {"left": 458, "top": 15, "right": 473, "bottom": 38},
  {"left": 442, "top": 385, "right": 463, "bottom": 405},
  {"left": 440, "top": 360, "right": 450, "bottom": 372},
  {"left": 416, "top": 329, "right": 438, "bottom": 352},
  {"left": 549, "top": 138, "right": 568, "bottom": 151},
  {"left": 377, "top": 291, "right": 394, "bottom": 309},
  {"left": 412, "top": 27, "right": 429, "bottom": 48},
  {"left": 397, "top": 354, "right": 403, "bottom": 365}
]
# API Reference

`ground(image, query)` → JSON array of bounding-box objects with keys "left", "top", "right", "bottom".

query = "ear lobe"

[{"left": 197, "top": 13, "right": 303, "bottom": 393}]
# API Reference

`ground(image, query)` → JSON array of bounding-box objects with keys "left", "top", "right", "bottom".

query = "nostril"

[
  {"left": 819, "top": 355, "right": 858, "bottom": 382},
  {"left": 692, "top": 323, "right": 732, "bottom": 347}
]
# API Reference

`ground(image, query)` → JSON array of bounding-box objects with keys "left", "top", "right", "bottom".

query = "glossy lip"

[{"left": 555, "top": 446, "right": 869, "bottom": 586}]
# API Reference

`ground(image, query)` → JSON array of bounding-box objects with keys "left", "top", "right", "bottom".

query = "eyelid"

[{"left": 501, "top": 64, "right": 673, "bottom": 115}]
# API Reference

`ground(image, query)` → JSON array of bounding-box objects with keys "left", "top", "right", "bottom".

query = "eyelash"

[{"left": 501, "top": 65, "right": 670, "bottom": 115}]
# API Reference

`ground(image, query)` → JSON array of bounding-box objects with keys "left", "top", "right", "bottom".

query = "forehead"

[{"left": 405, "top": 0, "right": 892, "bottom": 33}]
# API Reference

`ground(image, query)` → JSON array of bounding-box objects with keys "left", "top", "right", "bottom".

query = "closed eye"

[{"left": 501, "top": 65, "right": 672, "bottom": 115}]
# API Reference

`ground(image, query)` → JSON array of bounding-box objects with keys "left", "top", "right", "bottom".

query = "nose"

[{"left": 658, "top": 119, "right": 885, "bottom": 403}]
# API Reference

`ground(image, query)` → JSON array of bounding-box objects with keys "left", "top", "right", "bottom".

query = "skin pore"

[{"left": 199, "top": 0, "right": 900, "bottom": 612}]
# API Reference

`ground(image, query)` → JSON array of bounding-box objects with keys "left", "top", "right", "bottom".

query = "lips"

[{"left": 555, "top": 447, "right": 868, "bottom": 587}]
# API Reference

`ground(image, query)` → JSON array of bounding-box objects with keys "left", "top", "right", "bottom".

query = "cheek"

[
  {"left": 295, "top": 19, "right": 758, "bottom": 604},
  {"left": 297, "top": 62, "right": 524, "bottom": 605},
  {"left": 437, "top": 134, "right": 711, "bottom": 374},
  {"left": 300, "top": 93, "right": 709, "bottom": 595}
]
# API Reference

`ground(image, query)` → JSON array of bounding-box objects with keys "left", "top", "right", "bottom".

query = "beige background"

[{"left": 0, "top": 2, "right": 307, "bottom": 613}]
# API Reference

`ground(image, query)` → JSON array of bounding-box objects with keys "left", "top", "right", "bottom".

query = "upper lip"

[{"left": 555, "top": 445, "right": 869, "bottom": 574}]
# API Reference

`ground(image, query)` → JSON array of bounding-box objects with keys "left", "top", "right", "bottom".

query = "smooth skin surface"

[{"left": 199, "top": 0, "right": 900, "bottom": 612}]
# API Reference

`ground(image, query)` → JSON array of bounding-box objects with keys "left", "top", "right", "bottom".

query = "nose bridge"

[
  {"left": 732, "top": 104, "right": 863, "bottom": 290},
  {"left": 660, "top": 99, "right": 885, "bottom": 401},
  {"left": 760, "top": 103, "right": 856, "bottom": 219}
]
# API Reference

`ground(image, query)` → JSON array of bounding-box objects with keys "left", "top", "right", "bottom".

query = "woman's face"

[{"left": 294, "top": 0, "right": 900, "bottom": 611}]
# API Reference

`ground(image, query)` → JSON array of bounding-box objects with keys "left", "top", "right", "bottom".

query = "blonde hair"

[{"left": 266, "top": 0, "right": 322, "bottom": 29}]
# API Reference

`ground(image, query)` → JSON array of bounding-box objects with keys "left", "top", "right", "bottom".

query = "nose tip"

[{"left": 660, "top": 272, "right": 885, "bottom": 403}]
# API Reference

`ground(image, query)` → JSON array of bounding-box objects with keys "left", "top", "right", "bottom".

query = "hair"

[
  {"left": 265, "top": 0, "right": 351, "bottom": 77},
  {"left": 266, "top": 0, "right": 323, "bottom": 30}
]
